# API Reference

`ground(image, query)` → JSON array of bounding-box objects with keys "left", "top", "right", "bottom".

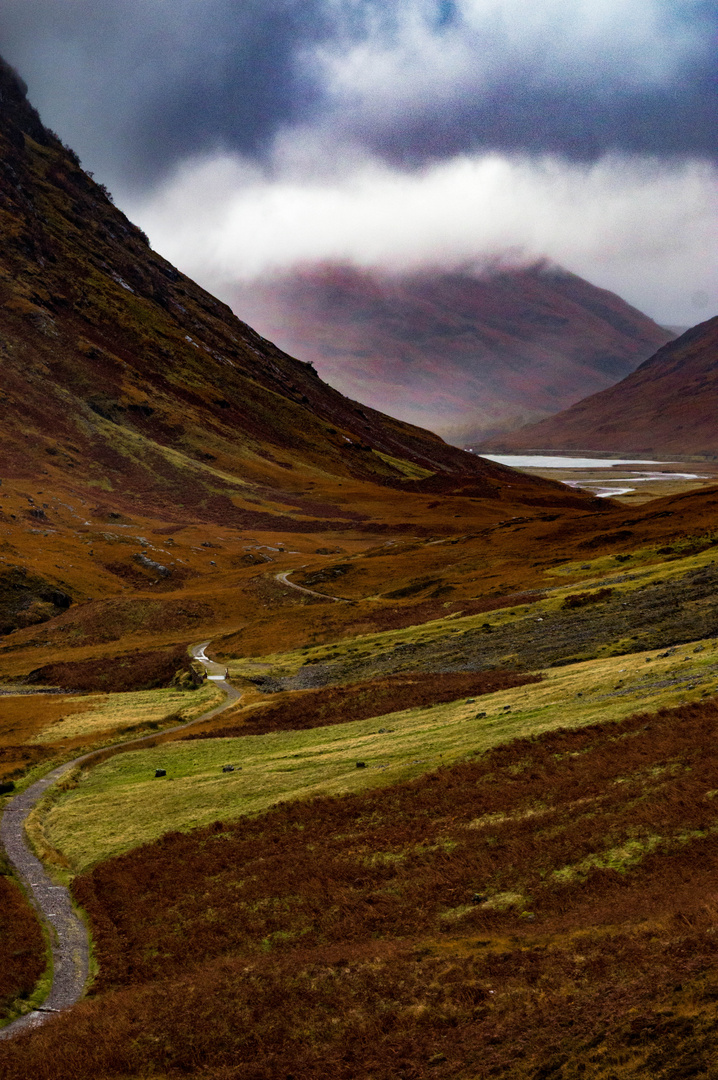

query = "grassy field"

[
  {"left": 36, "top": 635, "right": 718, "bottom": 870},
  {"left": 30, "top": 683, "right": 221, "bottom": 744},
  {"left": 224, "top": 544, "right": 718, "bottom": 682},
  {"left": 9, "top": 689, "right": 718, "bottom": 1080},
  {"left": 0, "top": 683, "right": 222, "bottom": 787}
]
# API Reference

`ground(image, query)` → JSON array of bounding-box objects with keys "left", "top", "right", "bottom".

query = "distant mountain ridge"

[
  {"left": 486, "top": 316, "right": 718, "bottom": 456},
  {"left": 231, "top": 263, "right": 672, "bottom": 444}
]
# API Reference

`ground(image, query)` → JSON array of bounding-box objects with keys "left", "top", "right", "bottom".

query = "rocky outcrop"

[{"left": 0, "top": 568, "right": 71, "bottom": 636}]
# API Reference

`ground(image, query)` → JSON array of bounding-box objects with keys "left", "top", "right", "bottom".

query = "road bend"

[
  {"left": 275, "top": 569, "right": 347, "bottom": 603},
  {"left": 0, "top": 641, "right": 239, "bottom": 1039}
]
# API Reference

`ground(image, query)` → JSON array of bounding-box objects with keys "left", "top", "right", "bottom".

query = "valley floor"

[{"left": 3, "top": 487, "right": 718, "bottom": 1077}]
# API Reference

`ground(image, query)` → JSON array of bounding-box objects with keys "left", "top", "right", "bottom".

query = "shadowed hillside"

[
  {"left": 0, "top": 57, "right": 572, "bottom": 520},
  {"left": 490, "top": 317, "right": 718, "bottom": 456},
  {"left": 232, "top": 262, "right": 672, "bottom": 442}
]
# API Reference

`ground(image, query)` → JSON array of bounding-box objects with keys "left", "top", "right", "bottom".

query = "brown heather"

[
  {"left": 189, "top": 670, "right": 541, "bottom": 739},
  {"left": 0, "top": 744, "right": 53, "bottom": 785},
  {"left": 3, "top": 697, "right": 718, "bottom": 1077},
  {"left": 0, "top": 874, "right": 45, "bottom": 1018},
  {"left": 27, "top": 642, "right": 192, "bottom": 693}
]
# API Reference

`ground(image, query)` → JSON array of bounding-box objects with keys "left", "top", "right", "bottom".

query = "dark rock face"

[
  {"left": 0, "top": 57, "right": 50, "bottom": 146},
  {"left": 0, "top": 568, "right": 72, "bottom": 636},
  {"left": 133, "top": 554, "right": 171, "bottom": 578}
]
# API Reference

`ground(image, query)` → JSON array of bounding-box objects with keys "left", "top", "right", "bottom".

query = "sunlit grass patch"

[
  {"left": 370, "top": 449, "right": 434, "bottom": 480},
  {"left": 480, "top": 891, "right": 527, "bottom": 912},
  {"left": 547, "top": 538, "right": 718, "bottom": 582},
  {"left": 36, "top": 637, "right": 718, "bottom": 871},
  {"left": 225, "top": 546, "right": 718, "bottom": 683},
  {"left": 31, "top": 683, "right": 220, "bottom": 744},
  {"left": 553, "top": 835, "right": 665, "bottom": 883},
  {"left": 552, "top": 822, "right": 718, "bottom": 885},
  {"left": 438, "top": 904, "right": 476, "bottom": 923}
]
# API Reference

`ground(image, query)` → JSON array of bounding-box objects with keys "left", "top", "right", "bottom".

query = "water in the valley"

[{"left": 478, "top": 453, "right": 707, "bottom": 498}]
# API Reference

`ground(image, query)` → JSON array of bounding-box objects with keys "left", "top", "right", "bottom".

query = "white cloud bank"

[
  {"left": 125, "top": 144, "right": 717, "bottom": 326},
  {"left": 312, "top": 0, "right": 710, "bottom": 128}
]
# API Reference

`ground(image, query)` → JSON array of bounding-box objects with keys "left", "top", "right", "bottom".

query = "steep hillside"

[
  {"left": 231, "top": 262, "right": 672, "bottom": 442},
  {"left": 490, "top": 317, "right": 718, "bottom": 456},
  {"left": 0, "top": 55, "right": 601, "bottom": 664},
  {"left": 0, "top": 57, "right": 569, "bottom": 520}
]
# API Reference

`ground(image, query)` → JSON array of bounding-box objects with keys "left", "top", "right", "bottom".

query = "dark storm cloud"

[
  {"left": 364, "top": 70, "right": 718, "bottom": 167},
  {"left": 0, "top": 0, "right": 716, "bottom": 189},
  {"left": 327, "top": 0, "right": 718, "bottom": 166},
  {"left": 0, "top": 0, "right": 329, "bottom": 184},
  {"left": 127, "top": 6, "right": 327, "bottom": 180}
]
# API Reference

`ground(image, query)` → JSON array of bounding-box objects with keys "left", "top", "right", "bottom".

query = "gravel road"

[
  {"left": 275, "top": 569, "right": 346, "bottom": 602},
  {"left": 0, "top": 642, "right": 239, "bottom": 1039}
]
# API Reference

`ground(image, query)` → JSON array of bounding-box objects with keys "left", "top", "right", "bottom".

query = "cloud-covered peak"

[
  {"left": 125, "top": 141, "right": 717, "bottom": 325},
  {"left": 1, "top": 0, "right": 714, "bottom": 325}
]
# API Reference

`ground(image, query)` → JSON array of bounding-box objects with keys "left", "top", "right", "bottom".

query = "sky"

[{"left": 1, "top": 0, "right": 716, "bottom": 324}]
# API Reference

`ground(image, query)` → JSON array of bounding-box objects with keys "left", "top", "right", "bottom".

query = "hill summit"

[{"left": 232, "top": 262, "right": 672, "bottom": 443}]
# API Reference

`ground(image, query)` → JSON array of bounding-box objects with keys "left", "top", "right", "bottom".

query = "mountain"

[
  {"left": 230, "top": 262, "right": 673, "bottom": 443},
  {"left": 0, "top": 55, "right": 597, "bottom": 653},
  {"left": 7, "top": 54, "right": 718, "bottom": 1080},
  {"left": 0, "top": 57, "right": 583, "bottom": 521},
  {"left": 487, "top": 316, "right": 718, "bottom": 456}
]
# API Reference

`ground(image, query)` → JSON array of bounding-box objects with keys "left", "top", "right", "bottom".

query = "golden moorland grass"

[
  {"left": 0, "top": 693, "right": 96, "bottom": 746},
  {"left": 35, "top": 636, "right": 718, "bottom": 871},
  {"left": 30, "top": 683, "right": 222, "bottom": 744},
  {"left": 223, "top": 543, "right": 718, "bottom": 681}
]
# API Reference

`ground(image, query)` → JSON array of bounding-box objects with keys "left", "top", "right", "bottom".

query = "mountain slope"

[
  {"left": 231, "top": 262, "right": 672, "bottom": 443},
  {"left": 0, "top": 55, "right": 603, "bottom": 660},
  {"left": 488, "top": 317, "right": 718, "bottom": 456},
  {"left": 6, "top": 53, "right": 718, "bottom": 1079},
  {"left": 0, "top": 56, "right": 579, "bottom": 525}
]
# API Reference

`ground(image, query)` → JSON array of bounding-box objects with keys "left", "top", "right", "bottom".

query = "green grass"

[
  {"left": 226, "top": 546, "right": 718, "bottom": 682},
  {"left": 547, "top": 535, "right": 718, "bottom": 579},
  {"left": 31, "top": 684, "right": 221, "bottom": 744},
  {"left": 37, "top": 637, "right": 718, "bottom": 871},
  {"left": 370, "top": 449, "right": 435, "bottom": 480}
]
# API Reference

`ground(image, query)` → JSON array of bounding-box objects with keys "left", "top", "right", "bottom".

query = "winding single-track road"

[
  {"left": 275, "top": 568, "right": 347, "bottom": 602},
  {"left": 0, "top": 642, "right": 239, "bottom": 1039}
]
